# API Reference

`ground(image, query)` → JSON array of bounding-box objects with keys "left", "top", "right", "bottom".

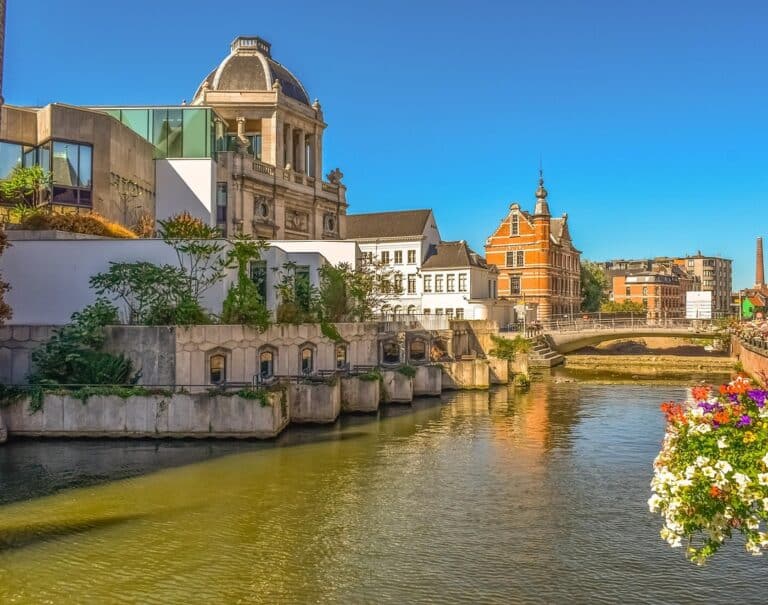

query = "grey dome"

[{"left": 193, "top": 36, "right": 310, "bottom": 105}]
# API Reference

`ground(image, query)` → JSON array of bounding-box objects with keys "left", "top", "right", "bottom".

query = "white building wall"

[
  {"left": 1, "top": 238, "right": 326, "bottom": 326},
  {"left": 356, "top": 239, "right": 425, "bottom": 313},
  {"left": 271, "top": 240, "right": 360, "bottom": 269},
  {"left": 155, "top": 158, "right": 217, "bottom": 224}
]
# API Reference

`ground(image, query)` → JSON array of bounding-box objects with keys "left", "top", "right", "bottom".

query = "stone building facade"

[
  {"left": 484, "top": 173, "right": 581, "bottom": 321},
  {"left": 674, "top": 253, "right": 732, "bottom": 317},
  {"left": 191, "top": 36, "right": 348, "bottom": 239},
  {"left": 611, "top": 273, "right": 687, "bottom": 318}
]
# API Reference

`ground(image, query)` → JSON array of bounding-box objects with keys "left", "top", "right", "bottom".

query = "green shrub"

[
  {"left": 29, "top": 299, "right": 140, "bottom": 388},
  {"left": 397, "top": 364, "right": 417, "bottom": 378},
  {"left": 489, "top": 334, "right": 531, "bottom": 360}
]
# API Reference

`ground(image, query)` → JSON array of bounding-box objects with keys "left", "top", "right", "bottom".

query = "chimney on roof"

[{"left": 757, "top": 237, "right": 765, "bottom": 288}]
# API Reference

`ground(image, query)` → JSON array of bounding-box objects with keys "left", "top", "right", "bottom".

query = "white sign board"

[{"left": 686, "top": 291, "right": 712, "bottom": 319}]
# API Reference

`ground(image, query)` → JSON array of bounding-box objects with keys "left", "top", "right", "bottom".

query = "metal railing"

[
  {"left": 540, "top": 317, "right": 715, "bottom": 333},
  {"left": 374, "top": 313, "right": 451, "bottom": 331}
]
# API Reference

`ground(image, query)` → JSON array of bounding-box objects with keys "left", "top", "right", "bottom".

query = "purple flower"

[
  {"left": 698, "top": 401, "right": 721, "bottom": 414},
  {"left": 747, "top": 389, "right": 767, "bottom": 408},
  {"left": 736, "top": 414, "right": 752, "bottom": 427},
  {"left": 728, "top": 393, "right": 739, "bottom": 403}
]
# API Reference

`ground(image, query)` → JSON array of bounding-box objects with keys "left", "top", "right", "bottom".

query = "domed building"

[{"left": 191, "top": 35, "right": 347, "bottom": 239}]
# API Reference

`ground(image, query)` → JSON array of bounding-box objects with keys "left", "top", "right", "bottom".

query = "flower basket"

[{"left": 649, "top": 376, "right": 768, "bottom": 564}]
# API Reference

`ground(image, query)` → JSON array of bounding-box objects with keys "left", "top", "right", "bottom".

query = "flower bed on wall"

[{"left": 649, "top": 376, "right": 768, "bottom": 564}]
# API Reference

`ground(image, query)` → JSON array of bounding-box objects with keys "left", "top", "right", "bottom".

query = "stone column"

[
  {"left": 284, "top": 123, "right": 293, "bottom": 169},
  {"left": 236, "top": 116, "right": 248, "bottom": 153},
  {"left": 296, "top": 129, "right": 306, "bottom": 173},
  {"left": 314, "top": 130, "right": 323, "bottom": 180}
]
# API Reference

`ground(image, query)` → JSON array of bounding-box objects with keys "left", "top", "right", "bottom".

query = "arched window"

[
  {"left": 259, "top": 349, "right": 275, "bottom": 379},
  {"left": 409, "top": 338, "right": 427, "bottom": 362},
  {"left": 210, "top": 354, "right": 226, "bottom": 385},
  {"left": 393, "top": 305, "right": 402, "bottom": 316},
  {"left": 300, "top": 346, "right": 314, "bottom": 375},
  {"left": 382, "top": 340, "right": 400, "bottom": 365},
  {"left": 407, "top": 305, "right": 416, "bottom": 315},
  {"left": 335, "top": 344, "right": 348, "bottom": 369}
]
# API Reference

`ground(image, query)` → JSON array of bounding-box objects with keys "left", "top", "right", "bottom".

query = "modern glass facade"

[
  {"left": 0, "top": 139, "right": 92, "bottom": 206},
  {"left": 101, "top": 107, "right": 220, "bottom": 159}
]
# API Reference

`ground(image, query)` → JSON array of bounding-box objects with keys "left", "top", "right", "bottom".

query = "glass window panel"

[
  {"left": 0, "top": 141, "right": 22, "bottom": 179},
  {"left": 22, "top": 146, "right": 36, "bottom": 168},
  {"left": 78, "top": 189, "right": 92, "bottom": 206},
  {"left": 259, "top": 351, "right": 274, "bottom": 378},
  {"left": 38, "top": 143, "right": 50, "bottom": 172},
  {"left": 335, "top": 345, "right": 347, "bottom": 369},
  {"left": 52, "top": 186, "right": 77, "bottom": 204},
  {"left": 103, "top": 109, "right": 121, "bottom": 120},
  {"left": 152, "top": 109, "right": 169, "bottom": 158},
  {"left": 78, "top": 145, "right": 92, "bottom": 188},
  {"left": 301, "top": 348, "right": 313, "bottom": 374},
  {"left": 210, "top": 354, "right": 226, "bottom": 384},
  {"left": 52, "top": 141, "right": 78, "bottom": 186},
  {"left": 295, "top": 266, "right": 311, "bottom": 311},
  {"left": 121, "top": 109, "right": 150, "bottom": 140},
  {"left": 250, "top": 260, "right": 267, "bottom": 301},
  {"left": 182, "top": 109, "right": 207, "bottom": 158},
  {"left": 166, "top": 109, "right": 183, "bottom": 157}
]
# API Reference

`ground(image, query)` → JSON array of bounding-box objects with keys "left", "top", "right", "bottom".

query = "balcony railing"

[{"left": 253, "top": 160, "right": 275, "bottom": 176}]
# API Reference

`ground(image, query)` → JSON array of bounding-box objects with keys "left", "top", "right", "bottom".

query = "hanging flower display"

[{"left": 649, "top": 375, "right": 768, "bottom": 564}]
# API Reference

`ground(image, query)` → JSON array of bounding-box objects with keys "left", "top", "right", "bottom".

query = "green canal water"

[{"left": 0, "top": 375, "right": 765, "bottom": 604}]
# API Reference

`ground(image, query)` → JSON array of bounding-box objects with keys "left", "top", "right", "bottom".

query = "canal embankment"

[{"left": 564, "top": 354, "right": 736, "bottom": 376}]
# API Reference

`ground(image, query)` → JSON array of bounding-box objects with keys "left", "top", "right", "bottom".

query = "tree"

[
  {"left": 600, "top": 300, "right": 646, "bottom": 314},
  {"left": 274, "top": 261, "right": 319, "bottom": 324},
  {"left": 580, "top": 260, "right": 609, "bottom": 312},
  {"left": 316, "top": 260, "right": 400, "bottom": 322},
  {"left": 0, "top": 166, "right": 51, "bottom": 208},
  {"left": 89, "top": 261, "right": 194, "bottom": 325},
  {"left": 0, "top": 226, "right": 11, "bottom": 325},
  {"left": 221, "top": 235, "right": 271, "bottom": 331},
  {"left": 158, "top": 211, "right": 227, "bottom": 301}
]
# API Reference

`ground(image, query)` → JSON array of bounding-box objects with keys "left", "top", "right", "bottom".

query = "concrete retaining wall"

[
  {"left": 488, "top": 358, "right": 509, "bottom": 385},
  {"left": 413, "top": 365, "right": 442, "bottom": 396},
  {"left": 288, "top": 382, "right": 341, "bottom": 423},
  {"left": 340, "top": 376, "right": 380, "bottom": 413},
  {"left": 0, "top": 391, "right": 288, "bottom": 439},
  {"left": 0, "top": 411, "right": 6, "bottom": 443},
  {"left": 103, "top": 326, "right": 176, "bottom": 385},
  {"left": 732, "top": 337, "right": 768, "bottom": 384},
  {"left": 381, "top": 371, "right": 414, "bottom": 403},
  {"left": 441, "top": 360, "right": 490, "bottom": 390},
  {"left": 0, "top": 325, "right": 57, "bottom": 385},
  {"left": 564, "top": 354, "right": 735, "bottom": 375}
]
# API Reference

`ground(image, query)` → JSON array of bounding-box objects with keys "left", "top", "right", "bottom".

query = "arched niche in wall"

[
  {"left": 258, "top": 345, "right": 278, "bottom": 380},
  {"left": 206, "top": 347, "right": 231, "bottom": 385},
  {"left": 299, "top": 342, "right": 317, "bottom": 376},
  {"left": 380, "top": 339, "right": 401, "bottom": 366}
]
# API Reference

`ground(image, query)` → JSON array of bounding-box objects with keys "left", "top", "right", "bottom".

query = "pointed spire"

[{"left": 534, "top": 168, "right": 550, "bottom": 216}]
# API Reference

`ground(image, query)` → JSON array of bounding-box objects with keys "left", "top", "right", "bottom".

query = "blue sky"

[{"left": 6, "top": 0, "right": 767, "bottom": 288}]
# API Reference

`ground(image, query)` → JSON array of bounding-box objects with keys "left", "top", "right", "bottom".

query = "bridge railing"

[{"left": 540, "top": 317, "right": 716, "bottom": 334}]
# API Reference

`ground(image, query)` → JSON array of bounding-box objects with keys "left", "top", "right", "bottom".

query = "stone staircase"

[{"left": 528, "top": 338, "right": 565, "bottom": 368}]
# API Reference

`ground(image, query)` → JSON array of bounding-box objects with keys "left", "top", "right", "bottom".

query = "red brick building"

[{"left": 484, "top": 173, "right": 581, "bottom": 321}]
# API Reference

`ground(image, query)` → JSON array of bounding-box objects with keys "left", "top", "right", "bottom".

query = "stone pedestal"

[
  {"left": 413, "top": 365, "right": 442, "bottom": 396},
  {"left": 488, "top": 358, "right": 510, "bottom": 384},
  {"left": 381, "top": 371, "right": 414, "bottom": 403},
  {"left": 288, "top": 381, "right": 341, "bottom": 423},
  {"left": 341, "top": 376, "right": 380, "bottom": 413},
  {"left": 441, "top": 360, "right": 490, "bottom": 390}
]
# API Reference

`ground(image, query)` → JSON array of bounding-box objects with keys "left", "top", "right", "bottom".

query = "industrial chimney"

[{"left": 757, "top": 236, "right": 765, "bottom": 288}]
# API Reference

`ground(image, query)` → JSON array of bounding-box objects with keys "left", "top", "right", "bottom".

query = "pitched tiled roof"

[
  {"left": 346, "top": 209, "right": 432, "bottom": 239},
  {"left": 422, "top": 240, "right": 492, "bottom": 270}
]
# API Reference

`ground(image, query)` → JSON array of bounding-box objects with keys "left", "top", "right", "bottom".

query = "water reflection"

[{"left": 0, "top": 379, "right": 765, "bottom": 604}]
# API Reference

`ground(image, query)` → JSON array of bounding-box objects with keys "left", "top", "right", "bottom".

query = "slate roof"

[
  {"left": 421, "top": 240, "right": 493, "bottom": 270},
  {"left": 345, "top": 209, "right": 432, "bottom": 240}
]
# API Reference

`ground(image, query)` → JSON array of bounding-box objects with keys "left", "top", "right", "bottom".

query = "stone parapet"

[{"left": 0, "top": 391, "right": 288, "bottom": 439}]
